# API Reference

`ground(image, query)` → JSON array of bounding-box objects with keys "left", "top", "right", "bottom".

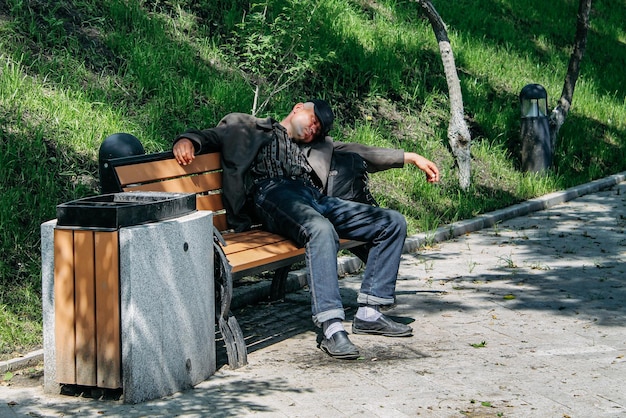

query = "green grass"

[{"left": 0, "top": 0, "right": 624, "bottom": 359}]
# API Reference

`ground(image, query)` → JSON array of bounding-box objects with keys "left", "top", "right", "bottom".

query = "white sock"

[
  {"left": 356, "top": 306, "right": 382, "bottom": 321},
  {"left": 323, "top": 319, "right": 345, "bottom": 339}
]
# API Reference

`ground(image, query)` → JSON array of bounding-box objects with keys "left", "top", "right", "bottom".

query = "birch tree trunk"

[
  {"left": 549, "top": 0, "right": 593, "bottom": 149},
  {"left": 416, "top": 0, "right": 472, "bottom": 190}
]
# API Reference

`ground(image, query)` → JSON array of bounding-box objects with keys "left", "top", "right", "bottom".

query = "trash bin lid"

[{"left": 56, "top": 191, "right": 196, "bottom": 230}]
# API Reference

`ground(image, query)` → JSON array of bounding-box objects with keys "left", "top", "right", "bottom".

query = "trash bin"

[{"left": 41, "top": 191, "right": 216, "bottom": 403}]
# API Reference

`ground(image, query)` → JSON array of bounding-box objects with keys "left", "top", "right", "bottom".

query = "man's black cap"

[{"left": 308, "top": 98, "right": 334, "bottom": 137}]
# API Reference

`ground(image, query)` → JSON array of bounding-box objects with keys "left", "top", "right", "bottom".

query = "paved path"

[{"left": 1, "top": 174, "right": 625, "bottom": 417}]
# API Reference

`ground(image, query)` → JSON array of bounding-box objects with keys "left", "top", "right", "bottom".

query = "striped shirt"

[{"left": 250, "top": 124, "right": 319, "bottom": 189}]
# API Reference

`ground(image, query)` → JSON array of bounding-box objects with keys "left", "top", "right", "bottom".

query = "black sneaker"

[
  {"left": 320, "top": 331, "right": 360, "bottom": 359},
  {"left": 352, "top": 314, "right": 413, "bottom": 337}
]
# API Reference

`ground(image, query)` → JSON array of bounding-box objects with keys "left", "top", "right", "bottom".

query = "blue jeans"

[{"left": 253, "top": 178, "right": 407, "bottom": 326}]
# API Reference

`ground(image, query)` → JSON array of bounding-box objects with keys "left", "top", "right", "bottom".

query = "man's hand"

[
  {"left": 404, "top": 152, "right": 440, "bottom": 183},
  {"left": 173, "top": 138, "right": 195, "bottom": 166}
]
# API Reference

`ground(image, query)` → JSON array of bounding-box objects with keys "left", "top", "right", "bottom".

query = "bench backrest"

[{"left": 106, "top": 152, "right": 229, "bottom": 231}]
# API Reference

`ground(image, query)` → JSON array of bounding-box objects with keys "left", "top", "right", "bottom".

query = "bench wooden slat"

[
  {"left": 223, "top": 229, "right": 279, "bottom": 241},
  {"left": 223, "top": 232, "right": 363, "bottom": 274},
  {"left": 224, "top": 230, "right": 360, "bottom": 250},
  {"left": 222, "top": 230, "right": 292, "bottom": 251},
  {"left": 223, "top": 230, "right": 303, "bottom": 273},
  {"left": 212, "top": 213, "right": 228, "bottom": 231},
  {"left": 227, "top": 244, "right": 305, "bottom": 273},
  {"left": 196, "top": 194, "right": 225, "bottom": 212},
  {"left": 122, "top": 171, "right": 222, "bottom": 194},
  {"left": 115, "top": 152, "right": 221, "bottom": 185}
]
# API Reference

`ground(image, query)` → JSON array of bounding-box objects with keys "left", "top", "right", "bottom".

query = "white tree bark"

[{"left": 416, "top": 0, "right": 472, "bottom": 190}]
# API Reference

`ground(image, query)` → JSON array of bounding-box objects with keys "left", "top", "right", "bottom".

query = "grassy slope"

[{"left": 0, "top": 0, "right": 624, "bottom": 358}]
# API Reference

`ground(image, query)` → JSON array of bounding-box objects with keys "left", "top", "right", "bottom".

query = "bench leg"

[
  {"left": 214, "top": 233, "right": 248, "bottom": 368},
  {"left": 270, "top": 266, "right": 290, "bottom": 301},
  {"left": 350, "top": 243, "right": 370, "bottom": 263},
  {"left": 218, "top": 316, "right": 247, "bottom": 369}
]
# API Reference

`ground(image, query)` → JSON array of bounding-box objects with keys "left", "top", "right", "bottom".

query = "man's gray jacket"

[{"left": 174, "top": 113, "right": 405, "bottom": 232}]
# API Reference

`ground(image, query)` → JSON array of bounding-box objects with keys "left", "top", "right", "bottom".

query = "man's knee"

[
  {"left": 306, "top": 217, "right": 338, "bottom": 241},
  {"left": 387, "top": 210, "right": 407, "bottom": 236}
]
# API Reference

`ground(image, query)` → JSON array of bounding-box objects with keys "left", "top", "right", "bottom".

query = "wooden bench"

[{"left": 100, "top": 150, "right": 363, "bottom": 368}]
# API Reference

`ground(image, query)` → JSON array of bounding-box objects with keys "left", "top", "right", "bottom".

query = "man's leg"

[
  {"left": 253, "top": 179, "right": 360, "bottom": 358},
  {"left": 319, "top": 197, "right": 406, "bottom": 303},
  {"left": 318, "top": 197, "right": 412, "bottom": 337}
]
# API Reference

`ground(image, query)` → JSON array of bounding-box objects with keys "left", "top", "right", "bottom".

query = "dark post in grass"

[{"left": 520, "top": 84, "right": 551, "bottom": 173}]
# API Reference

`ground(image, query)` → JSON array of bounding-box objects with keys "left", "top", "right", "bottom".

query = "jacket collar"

[
  {"left": 256, "top": 117, "right": 277, "bottom": 131},
  {"left": 300, "top": 137, "right": 334, "bottom": 190}
]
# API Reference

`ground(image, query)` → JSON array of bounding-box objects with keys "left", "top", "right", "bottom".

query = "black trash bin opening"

[{"left": 56, "top": 191, "right": 197, "bottom": 230}]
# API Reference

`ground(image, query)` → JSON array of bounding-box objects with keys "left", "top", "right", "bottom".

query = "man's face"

[{"left": 290, "top": 103, "right": 322, "bottom": 144}]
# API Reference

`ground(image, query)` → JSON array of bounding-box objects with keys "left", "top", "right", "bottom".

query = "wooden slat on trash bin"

[
  {"left": 95, "top": 231, "right": 121, "bottom": 389},
  {"left": 54, "top": 228, "right": 76, "bottom": 384},
  {"left": 74, "top": 230, "right": 97, "bottom": 387}
]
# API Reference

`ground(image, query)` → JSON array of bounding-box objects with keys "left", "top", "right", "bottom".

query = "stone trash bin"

[{"left": 40, "top": 191, "right": 215, "bottom": 403}]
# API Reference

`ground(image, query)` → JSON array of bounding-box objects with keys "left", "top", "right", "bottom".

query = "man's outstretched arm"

[{"left": 403, "top": 152, "right": 440, "bottom": 183}]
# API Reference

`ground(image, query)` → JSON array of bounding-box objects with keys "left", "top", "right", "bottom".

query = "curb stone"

[
  {"left": 0, "top": 349, "right": 43, "bottom": 374},
  {"left": 404, "top": 171, "right": 626, "bottom": 252}
]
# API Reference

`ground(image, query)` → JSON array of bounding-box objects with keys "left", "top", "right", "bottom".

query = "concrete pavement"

[{"left": 1, "top": 173, "right": 625, "bottom": 417}]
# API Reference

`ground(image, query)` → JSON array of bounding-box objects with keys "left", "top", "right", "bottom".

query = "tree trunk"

[
  {"left": 416, "top": 0, "right": 472, "bottom": 190},
  {"left": 549, "top": 0, "right": 593, "bottom": 150}
]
